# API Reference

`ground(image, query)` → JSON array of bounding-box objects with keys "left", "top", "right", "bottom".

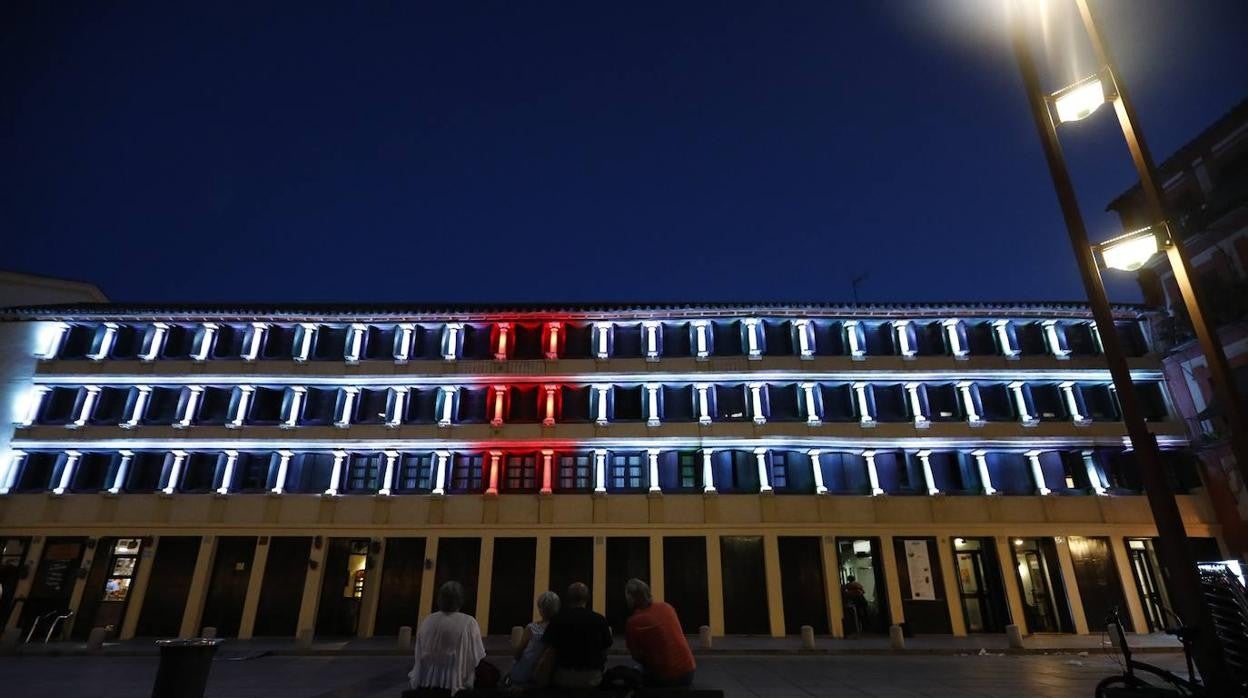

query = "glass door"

[
  {"left": 1012, "top": 537, "right": 1072, "bottom": 633},
  {"left": 1127, "top": 539, "right": 1166, "bottom": 632}
]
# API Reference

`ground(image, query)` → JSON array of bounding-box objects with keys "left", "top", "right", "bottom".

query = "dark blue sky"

[{"left": 3, "top": 1, "right": 1246, "bottom": 305}]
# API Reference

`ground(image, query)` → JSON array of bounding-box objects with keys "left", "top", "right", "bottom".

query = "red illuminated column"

[
  {"left": 487, "top": 450, "right": 502, "bottom": 495},
  {"left": 495, "top": 323, "right": 511, "bottom": 361},
  {"left": 542, "top": 385, "right": 558, "bottom": 426},
  {"left": 491, "top": 385, "right": 507, "bottom": 427},
  {"left": 545, "top": 322, "right": 561, "bottom": 360},
  {"left": 541, "top": 449, "right": 554, "bottom": 494}
]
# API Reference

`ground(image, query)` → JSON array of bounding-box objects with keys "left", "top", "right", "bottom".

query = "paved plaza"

[{"left": 4, "top": 651, "right": 1191, "bottom": 697}]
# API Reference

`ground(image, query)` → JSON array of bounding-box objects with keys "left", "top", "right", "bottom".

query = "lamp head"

[
  {"left": 1051, "top": 75, "right": 1107, "bottom": 123},
  {"left": 1094, "top": 226, "right": 1166, "bottom": 272}
]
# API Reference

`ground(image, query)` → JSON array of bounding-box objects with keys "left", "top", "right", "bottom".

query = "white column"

[
  {"left": 140, "top": 323, "right": 167, "bottom": 362},
  {"left": 1089, "top": 321, "right": 1104, "bottom": 354},
  {"left": 491, "top": 385, "right": 506, "bottom": 427},
  {"left": 109, "top": 450, "right": 133, "bottom": 494},
  {"left": 755, "top": 448, "right": 772, "bottom": 492},
  {"left": 695, "top": 384, "right": 712, "bottom": 425},
  {"left": 432, "top": 451, "right": 450, "bottom": 495},
  {"left": 242, "top": 323, "right": 267, "bottom": 361},
  {"left": 395, "top": 323, "right": 414, "bottom": 363},
  {"left": 744, "top": 318, "right": 762, "bottom": 359},
  {"left": 701, "top": 449, "right": 716, "bottom": 493},
  {"left": 1082, "top": 450, "right": 1107, "bottom": 495},
  {"left": 1026, "top": 450, "right": 1051, "bottom": 495},
  {"left": 692, "top": 320, "right": 710, "bottom": 360},
  {"left": 271, "top": 450, "right": 292, "bottom": 495},
  {"left": 648, "top": 449, "right": 661, "bottom": 493},
  {"left": 387, "top": 387, "right": 407, "bottom": 428},
  {"left": 540, "top": 450, "right": 554, "bottom": 495},
  {"left": 905, "top": 383, "right": 929, "bottom": 429},
  {"left": 972, "top": 449, "right": 996, "bottom": 495},
  {"left": 894, "top": 320, "right": 916, "bottom": 359},
  {"left": 943, "top": 319, "right": 968, "bottom": 359},
  {"left": 325, "top": 450, "right": 346, "bottom": 496},
  {"left": 957, "top": 381, "right": 983, "bottom": 426},
  {"left": 38, "top": 322, "right": 69, "bottom": 359},
  {"left": 545, "top": 322, "right": 561, "bottom": 360},
  {"left": 53, "top": 450, "right": 81, "bottom": 495},
  {"left": 161, "top": 450, "right": 186, "bottom": 495},
  {"left": 345, "top": 323, "right": 366, "bottom": 362},
  {"left": 992, "top": 320, "right": 1019, "bottom": 359},
  {"left": 1059, "top": 382, "right": 1089, "bottom": 425},
  {"left": 1042, "top": 320, "right": 1070, "bottom": 360},
  {"left": 378, "top": 451, "right": 398, "bottom": 496},
  {"left": 749, "top": 383, "right": 766, "bottom": 425},
  {"left": 192, "top": 323, "right": 218, "bottom": 361},
  {"left": 122, "top": 387, "right": 150, "bottom": 429},
  {"left": 0, "top": 451, "right": 25, "bottom": 494},
  {"left": 853, "top": 382, "right": 875, "bottom": 427},
  {"left": 88, "top": 323, "right": 118, "bottom": 360},
  {"left": 794, "top": 319, "right": 814, "bottom": 358},
  {"left": 916, "top": 450, "right": 939, "bottom": 496},
  {"left": 495, "top": 323, "right": 511, "bottom": 361},
  {"left": 845, "top": 320, "right": 866, "bottom": 360},
  {"left": 801, "top": 383, "right": 821, "bottom": 426},
  {"left": 593, "top": 449, "right": 607, "bottom": 493},
  {"left": 72, "top": 386, "right": 101, "bottom": 428},
  {"left": 443, "top": 323, "right": 462, "bottom": 360},
  {"left": 438, "top": 387, "right": 456, "bottom": 427},
  {"left": 594, "top": 385, "right": 610, "bottom": 425},
  {"left": 1008, "top": 381, "right": 1037, "bottom": 426},
  {"left": 863, "top": 450, "right": 884, "bottom": 496},
  {"left": 335, "top": 388, "right": 358, "bottom": 429},
  {"left": 282, "top": 387, "right": 306, "bottom": 429},
  {"left": 645, "top": 384, "right": 661, "bottom": 427},
  {"left": 486, "top": 450, "right": 501, "bottom": 495},
  {"left": 594, "top": 321, "right": 612, "bottom": 359},
  {"left": 643, "top": 321, "right": 660, "bottom": 361},
  {"left": 19, "top": 386, "right": 50, "bottom": 426},
  {"left": 175, "top": 387, "right": 203, "bottom": 429},
  {"left": 808, "top": 449, "right": 827, "bottom": 494},
  {"left": 542, "top": 384, "right": 558, "bottom": 426},
  {"left": 293, "top": 323, "right": 316, "bottom": 361},
  {"left": 217, "top": 451, "right": 238, "bottom": 495},
  {"left": 228, "top": 384, "right": 254, "bottom": 429}
]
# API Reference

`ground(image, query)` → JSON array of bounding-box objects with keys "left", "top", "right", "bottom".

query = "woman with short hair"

[
  {"left": 508, "top": 590, "right": 561, "bottom": 686},
  {"left": 408, "top": 581, "right": 487, "bottom": 694}
]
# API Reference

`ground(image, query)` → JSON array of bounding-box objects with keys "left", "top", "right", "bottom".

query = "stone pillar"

[
  {"left": 532, "top": 536, "right": 551, "bottom": 622},
  {"left": 1109, "top": 537, "right": 1149, "bottom": 634},
  {"left": 236, "top": 538, "right": 271, "bottom": 640},
  {"left": 357, "top": 539, "right": 386, "bottom": 638},
  {"left": 995, "top": 537, "right": 1029, "bottom": 636},
  {"left": 417, "top": 537, "right": 439, "bottom": 626},
  {"left": 5, "top": 537, "right": 45, "bottom": 631},
  {"left": 936, "top": 537, "right": 967, "bottom": 636},
  {"left": 1053, "top": 536, "right": 1089, "bottom": 634},
  {"left": 649, "top": 536, "right": 664, "bottom": 602},
  {"left": 706, "top": 535, "right": 725, "bottom": 636},
  {"left": 878, "top": 536, "right": 905, "bottom": 628},
  {"left": 592, "top": 537, "right": 607, "bottom": 614},
  {"left": 475, "top": 536, "right": 495, "bottom": 633},
  {"left": 179, "top": 536, "right": 218, "bottom": 638},
  {"left": 120, "top": 536, "right": 160, "bottom": 640},
  {"left": 821, "top": 536, "right": 845, "bottom": 638},
  {"left": 295, "top": 536, "right": 328, "bottom": 641}
]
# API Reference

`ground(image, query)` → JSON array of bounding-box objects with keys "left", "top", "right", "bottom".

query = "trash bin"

[{"left": 152, "top": 638, "right": 223, "bottom": 698}]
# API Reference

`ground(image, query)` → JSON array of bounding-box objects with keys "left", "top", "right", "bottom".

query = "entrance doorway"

[
  {"left": 834, "top": 537, "right": 890, "bottom": 635},
  {"left": 1125, "top": 539, "right": 1169, "bottom": 632},
  {"left": 1067, "top": 536, "right": 1131, "bottom": 632},
  {"left": 488, "top": 538, "right": 536, "bottom": 635},
  {"left": 201, "top": 537, "right": 257, "bottom": 637},
  {"left": 606, "top": 537, "right": 649, "bottom": 635},
  {"left": 662, "top": 537, "right": 708, "bottom": 633},
  {"left": 73, "top": 537, "right": 144, "bottom": 640},
  {"left": 1010, "top": 537, "right": 1074, "bottom": 633},
  {"left": 315, "top": 538, "right": 370, "bottom": 637},
  {"left": 778, "top": 537, "right": 829, "bottom": 635},
  {"left": 951, "top": 538, "right": 1007, "bottom": 633}
]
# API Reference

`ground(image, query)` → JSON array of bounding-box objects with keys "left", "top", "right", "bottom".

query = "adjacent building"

[{"left": 0, "top": 302, "right": 1228, "bottom": 643}]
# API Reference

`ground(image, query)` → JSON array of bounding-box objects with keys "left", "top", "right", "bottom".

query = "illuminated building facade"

[{"left": 0, "top": 302, "right": 1229, "bottom": 642}]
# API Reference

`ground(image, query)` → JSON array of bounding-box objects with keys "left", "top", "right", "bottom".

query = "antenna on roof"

[{"left": 851, "top": 273, "right": 869, "bottom": 304}]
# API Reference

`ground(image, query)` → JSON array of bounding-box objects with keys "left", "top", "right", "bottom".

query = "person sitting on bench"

[
  {"left": 541, "top": 582, "right": 613, "bottom": 688},
  {"left": 624, "top": 578, "right": 696, "bottom": 687}
]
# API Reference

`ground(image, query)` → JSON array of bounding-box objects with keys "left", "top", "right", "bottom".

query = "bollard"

[
  {"left": 698, "top": 625, "right": 712, "bottom": 649},
  {"left": 397, "top": 626, "right": 412, "bottom": 651},
  {"left": 201, "top": 627, "right": 217, "bottom": 640},
  {"left": 1005, "top": 624, "right": 1024, "bottom": 649},
  {"left": 295, "top": 628, "right": 314, "bottom": 649},
  {"left": 510, "top": 626, "right": 525, "bottom": 652},
  {"left": 152, "top": 638, "right": 223, "bottom": 698},
  {"left": 87, "top": 627, "right": 108, "bottom": 652},
  {"left": 888, "top": 624, "right": 905, "bottom": 650},
  {"left": 1, "top": 627, "right": 22, "bottom": 654},
  {"left": 800, "top": 625, "right": 815, "bottom": 650}
]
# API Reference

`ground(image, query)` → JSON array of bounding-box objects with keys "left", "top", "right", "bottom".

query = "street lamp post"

[
  {"left": 1074, "top": 0, "right": 1248, "bottom": 497},
  {"left": 1009, "top": 3, "right": 1231, "bottom": 691}
]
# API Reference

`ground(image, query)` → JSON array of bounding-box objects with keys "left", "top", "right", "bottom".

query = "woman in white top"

[
  {"left": 509, "top": 590, "right": 560, "bottom": 686},
  {"left": 408, "top": 581, "right": 487, "bottom": 694}
]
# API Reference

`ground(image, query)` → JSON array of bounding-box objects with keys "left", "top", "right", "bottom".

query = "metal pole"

[
  {"left": 1008, "top": 4, "right": 1230, "bottom": 691},
  {"left": 1075, "top": 0, "right": 1248, "bottom": 493}
]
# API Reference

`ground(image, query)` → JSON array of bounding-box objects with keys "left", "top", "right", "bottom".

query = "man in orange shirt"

[{"left": 623, "top": 578, "right": 696, "bottom": 687}]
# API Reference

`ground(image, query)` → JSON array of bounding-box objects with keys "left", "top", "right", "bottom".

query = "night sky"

[{"left": 3, "top": 1, "right": 1246, "bottom": 306}]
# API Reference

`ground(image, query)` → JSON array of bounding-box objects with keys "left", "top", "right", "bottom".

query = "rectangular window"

[
  {"left": 715, "top": 384, "right": 749, "bottom": 421},
  {"left": 247, "top": 387, "right": 286, "bottom": 424},
  {"left": 450, "top": 454, "right": 484, "bottom": 493},
  {"left": 232, "top": 452, "right": 274, "bottom": 492},
  {"left": 770, "top": 452, "right": 788, "bottom": 489},
  {"left": 346, "top": 453, "right": 382, "bottom": 493},
  {"left": 610, "top": 453, "right": 645, "bottom": 491},
  {"left": 72, "top": 452, "right": 117, "bottom": 492},
  {"left": 398, "top": 453, "right": 434, "bottom": 492},
  {"left": 678, "top": 452, "right": 698, "bottom": 490},
  {"left": 613, "top": 385, "right": 643, "bottom": 421},
  {"left": 180, "top": 452, "right": 221, "bottom": 492},
  {"left": 504, "top": 454, "right": 538, "bottom": 492},
  {"left": 126, "top": 452, "right": 168, "bottom": 492},
  {"left": 557, "top": 454, "right": 592, "bottom": 492},
  {"left": 196, "top": 387, "right": 233, "bottom": 425},
  {"left": 261, "top": 326, "right": 296, "bottom": 359},
  {"left": 926, "top": 383, "right": 961, "bottom": 421},
  {"left": 88, "top": 387, "right": 132, "bottom": 426}
]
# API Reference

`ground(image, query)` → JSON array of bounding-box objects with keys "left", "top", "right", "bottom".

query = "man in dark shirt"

[{"left": 541, "top": 581, "right": 613, "bottom": 688}]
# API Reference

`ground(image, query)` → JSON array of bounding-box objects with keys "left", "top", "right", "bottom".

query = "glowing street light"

[
  {"left": 1094, "top": 226, "right": 1165, "bottom": 272},
  {"left": 1051, "top": 75, "right": 1107, "bottom": 123}
]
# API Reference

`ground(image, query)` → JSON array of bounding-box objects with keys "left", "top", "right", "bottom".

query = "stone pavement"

[{"left": 3, "top": 652, "right": 1194, "bottom": 697}]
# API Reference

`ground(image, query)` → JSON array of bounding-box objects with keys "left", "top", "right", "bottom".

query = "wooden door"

[
  {"left": 606, "top": 537, "right": 649, "bottom": 634},
  {"left": 548, "top": 537, "right": 594, "bottom": 603},
  {"left": 778, "top": 536, "right": 829, "bottom": 635},
  {"left": 433, "top": 538, "right": 481, "bottom": 616},
  {"left": 488, "top": 538, "right": 537, "bottom": 634},
  {"left": 662, "top": 537, "right": 708, "bottom": 633},
  {"left": 720, "top": 536, "right": 769, "bottom": 635},
  {"left": 136, "top": 537, "right": 200, "bottom": 637},
  {"left": 253, "top": 537, "right": 311, "bottom": 637},
  {"left": 200, "top": 537, "right": 257, "bottom": 637},
  {"left": 1067, "top": 536, "right": 1131, "bottom": 632},
  {"left": 375, "top": 538, "right": 426, "bottom": 636}
]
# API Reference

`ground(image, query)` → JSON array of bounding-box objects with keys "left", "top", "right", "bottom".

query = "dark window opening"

[
  {"left": 460, "top": 325, "right": 491, "bottom": 360},
  {"left": 143, "top": 387, "right": 183, "bottom": 426},
  {"left": 864, "top": 323, "right": 895, "bottom": 356},
  {"left": 450, "top": 454, "right": 484, "bottom": 493},
  {"left": 405, "top": 388, "right": 439, "bottom": 424},
  {"left": 556, "top": 454, "right": 592, "bottom": 492},
  {"left": 613, "top": 385, "right": 644, "bottom": 421},
  {"left": 663, "top": 322, "right": 691, "bottom": 357},
  {"left": 763, "top": 321, "right": 793, "bottom": 356},
  {"left": 353, "top": 388, "right": 390, "bottom": 425},
  {"left": 180, "top": 453, "right": 221, "bottom": 492},
  {"left": 662, "top": 385, "right": 694, "bottom": 422},
  {"left": 511, "top": 324, "right": 543, "bottom": 360},
  {"left": 965, "top": 321, "right": 998, "bottom": 355},
  {"left": 1030, "top": 384, "right": 1067, "bottom": 421},
  {"left": 561, "top": 324, "right": 592, "bottom": 359},
  {"left": 288, "top": 453, "right": 335, "bottom": 493},
  {"left": 16, "top": 452, "right": 61, "bottom": 492},
  {"left": 261, "top": 326, "right": 296, "bottom": 360},
  {"left": 812, "top": 321, "right": 845, "bottom": 356},
  {"left": 560, "top": 386, "right": 591, "bottom": 423},
  {"left": 507, "top": 386, "right": 539, "bottom": 423},
  {"left": 1082, "top": 384, "right": 1119, "bottom": 421},
  {"left": 1017, "top": 322, "right": 1048, "bottom": 356},
  {"left": 296, "top": 387, "right": 338, "bottom": 426},
  {"left": 926, "top": 383, "right": 962, "bottom": 422},
  {"left": 914, "top": 321, "right": 947, "bottom": 356},
  {"left": 456, "top": 388, "right": 488, "bottom": 424},
  {"left": 873, "top": 384, "right": 908, "bottom": 422},
  {"left": 609, "top": 453, "right": 645, "bottom": 492},
  {"left": 88, "top": 387, "right": 131, "bottom": 425},
  {"left": 58, "top": 325, "right": 95, "bottom": 359},
  {"left": 364, "top": 326, "right": 398, "bottom": 360},
  {"left": 712, "top": 321, "right": 742, "bottom": 356},
  {"left": 1066, "top": 324, "right": 1098, "bottom": 355},
  {"left": 978, "top": 383, "right": 1014, "bottom": 421},
  {"left": 38, "top": 387, "right": 84, "bottom": 425},
  {"left": 398, "top": 454, "right": 433, "bottom": 492},
  {"left": 767, "top": 384, "right": 800, "bottom": 421},
  {"left": 110, "top": 325, "right": 144, "bottom": 359},
  {"left": 714, "top": 450, "right": 758, "bottom": 493},
  {"left": 232, "top": 452, "right": 274, "bottom": 492},
  {"left": 715, "top": 384, "right": 749, "bottom": 422},
  {"left": 312, "top": 327, "right": 348, "bottom": 361},
  {"left": 72, "top": 452, "right": 117, "bottom": 492},
  {"left": 1135, "top": 383, "right": 1169, "bottom": 421},
  {"left": 613, "top": 324, "right": 643, "bottom": 358},
  {"left": 819, "top": 384, "right": 856, "bottom": 422},
  {"left": 196, "top": 387, "right": 233, "bottom": 425},
  {"left": 346, "top": 453, "right": 382, "bottom": 493},
  {"left": 248, "top": 387, "right": 286, "bottom": 425},
  {"left": 126, "top": 452, "right": 168, "bottom": 492},
  {"left": 211, "top": 325, "right": 246, "bottom": 359},
  {"left": 504, "top": 455, "right": 538, "bottom": 492}
]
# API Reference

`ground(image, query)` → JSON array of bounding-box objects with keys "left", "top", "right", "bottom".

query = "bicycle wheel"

[{"left": 1096, "top": 674, "right": 1134, "bottom": 697}]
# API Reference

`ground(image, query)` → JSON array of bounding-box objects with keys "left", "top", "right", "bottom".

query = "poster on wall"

[{"left": 903, "top": 539, "right": 936, "bottom": 600}]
